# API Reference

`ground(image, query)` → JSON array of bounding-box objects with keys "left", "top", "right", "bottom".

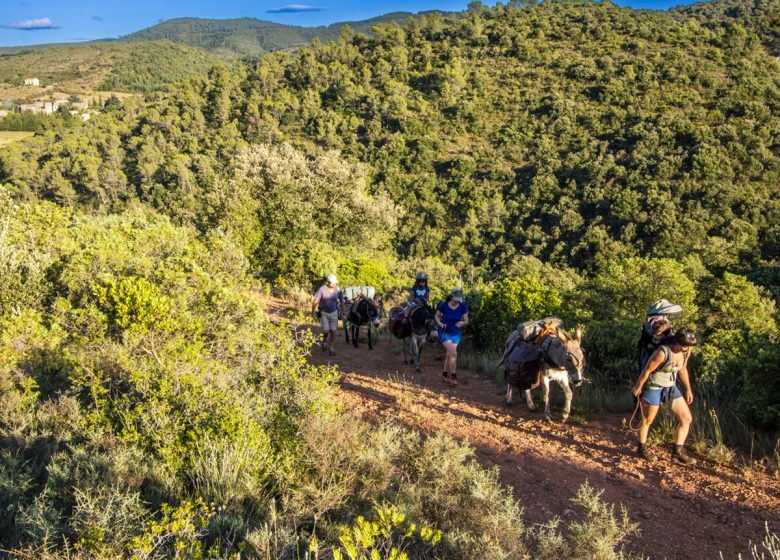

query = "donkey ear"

[{"left": 575, "top": 324, "right": 583, "bottom": 342}]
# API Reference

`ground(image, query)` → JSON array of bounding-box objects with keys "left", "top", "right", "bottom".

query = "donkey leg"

[
  {"left": 369, "top": 324, "right": 374, "bottom": 351},
  {"left": 413, "top": 337, "right": 422, "bottom": 373},
  {"left": 525, "top": 389, "right": 535, "bottom": 411},
  {"left": 505, "top": 385, "right": 513, "bottom": 406},
  {"left": 402, "top": 338, "right": 409, "bottom": 364},
  {"left": 560, "top": 379, "right": 573, "bottom": 423},
  {"left": 344, "top": 321, "right": 349, "bottom": 344},
  {"left": 352, "top": 325, "right": 358, "bottom": 348},
  {"left": 543, "top": 377, "right": 553, "bottom": 421}
]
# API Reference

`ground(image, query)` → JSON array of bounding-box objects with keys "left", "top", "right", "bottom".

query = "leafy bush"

[
  {"left": 529, "top": 482, "right": 639, "bottom": 560},
  {"left": 579, "top": 257, "right": 698, "bottom": 323},
  {"left": 338, "top": 257, "right": 390, "bottom": 289},
  {"left": 474, "top": 275, "right": 563, "bottom": 351},
  {"left": 583, "top": 318, "right": 643, "bottom": 390},
  {"left": 332, "top": 505, "right": 443, "bottom": 560}
]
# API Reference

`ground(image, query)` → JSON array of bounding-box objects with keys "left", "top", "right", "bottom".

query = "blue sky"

[{"left": 1, "top": 0, "right": 697, "bottom": 47}]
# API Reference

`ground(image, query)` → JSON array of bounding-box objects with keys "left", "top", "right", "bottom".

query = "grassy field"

[{"left": 0, "top": 131, "right": 34, "bottom": 146}]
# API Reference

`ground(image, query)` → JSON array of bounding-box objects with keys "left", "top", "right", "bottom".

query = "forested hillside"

[
  {"left": 120, "top": 13, "right": 419, "bottom": 58},
  {"left": 0, "top": 41, "right": 227, "bottom": 93},
  {"left": 2, "top": 1, "right": 780, "bottom": 556},
  {"left": 4, "top": 1, "right": 778, "bottom": 274},
  {"left": 672, "top": 0, "right": 780, "bottom": 55}
]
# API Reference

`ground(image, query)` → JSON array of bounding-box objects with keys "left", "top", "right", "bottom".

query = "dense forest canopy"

[
  {"left": 3, "top": 0, "right": 778, "bottom": 277},
  {"left": 671, "top": 0, "right": 780, "bottom": 55}
]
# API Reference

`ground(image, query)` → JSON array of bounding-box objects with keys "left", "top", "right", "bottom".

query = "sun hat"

[
  {"left": 450, "top": 288, "right": 463, "bottom": 302},
  {"left": 647, "top": 299, "right": 683, "bottom": 316},
  {"left": 326, "top": 274, "right": 337, "bottom": 285}
]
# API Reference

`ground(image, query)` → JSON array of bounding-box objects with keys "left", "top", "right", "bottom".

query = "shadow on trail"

[{"left": 307, "top": 332, "right": 779, "bottom": 560}]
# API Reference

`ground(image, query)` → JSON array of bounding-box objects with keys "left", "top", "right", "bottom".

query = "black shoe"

[
  {"left": 637, "top": 442, "right": 651, "bottom": 461},
  {"left": 672, "top": 446, "right": 697, "bottom": 466},
  {"left": 442, "top": 371, "right": 450, "bottom": 384}
]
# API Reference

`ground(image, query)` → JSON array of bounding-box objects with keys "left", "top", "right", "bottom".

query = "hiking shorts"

[
  {"left": 439, "top": 331, "right": 462, "bottom": 346},
  {"left": 641, "top": 385, "right": 682, "bottom": 406},
  {"left": 319, "top": 310, "right": 339, "bottom": 332}
]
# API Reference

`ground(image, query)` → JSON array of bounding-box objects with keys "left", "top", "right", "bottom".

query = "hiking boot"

[
  {"left": 637, "top": 442, "right": 651, "bottom": 461},
  {"left": 672, "top": 445, "right": 697, "bottom": 466}
]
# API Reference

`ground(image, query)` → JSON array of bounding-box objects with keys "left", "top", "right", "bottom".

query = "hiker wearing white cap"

[{"left": 312, "top": 274, "right": 343, "bottom": 355}]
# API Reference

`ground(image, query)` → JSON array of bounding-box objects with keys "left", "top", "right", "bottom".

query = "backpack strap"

[{"left": 659, "top": 345, "right": 672, "bottom": 372}]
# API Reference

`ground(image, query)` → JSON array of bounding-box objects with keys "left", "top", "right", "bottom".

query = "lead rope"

[{"left": 628, "top": 397, "right": 646, "bottom": 431}]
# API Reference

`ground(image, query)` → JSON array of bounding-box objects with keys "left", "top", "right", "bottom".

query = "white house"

[{"left": 23, "top": 78, "right": 40, "bottom": 87}]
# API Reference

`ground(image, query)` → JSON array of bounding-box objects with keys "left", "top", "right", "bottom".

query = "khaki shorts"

[{"left": 319, "top": 310, "right": 339, "bottom": 331}]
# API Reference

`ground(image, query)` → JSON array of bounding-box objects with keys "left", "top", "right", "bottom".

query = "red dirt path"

[{"left": 270, "top": 300, "right": 780, "bottom": 559}]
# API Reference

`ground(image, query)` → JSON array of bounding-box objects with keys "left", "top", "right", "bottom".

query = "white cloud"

[
  {"left": 266, "top": 4, "right": 323, "bottom": 13},
  {"left": 5, "top": 17, "right": 59, "bottom": 30}
]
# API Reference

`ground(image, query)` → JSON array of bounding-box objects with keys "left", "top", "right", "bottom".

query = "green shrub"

[
  {"left": 474, "top": 275, "right": 562, "bottom": 351},
  {"left": 338, "top": 257, "right": 390, "bottom": 288},
  {"left": 333, "top": 505, "right": 443, "bottom": 560},
  {"left": 396, "top": 433, "right": 526, "bottom": 559},
  {"left": 529, "top": 482, "right": 639, "bottom": 560},
  {"left": 583, "top": 318, "right": 643, "bottom": 390},
  {"left": 580, "top": 257, "right": 698, "bottom": 323},
  {"left": 94, "top": 276, "right": 172, "bottom": 335},
  {"left": 737, "top": 338, "right": 780, "bottom": 431}
]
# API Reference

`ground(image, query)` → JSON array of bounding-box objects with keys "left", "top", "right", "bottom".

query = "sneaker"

[
  {"left": 449, "top": 373, "right": 458, "bottom": 386},
  {"left": 442, "top": 372, "right": 450, "bottom": 384},
  {"left": 672, "top": 446, "right": 697, "bottom": 466},
  {"left": 637, "top": 442, "right": 651, "bottom": 461}
]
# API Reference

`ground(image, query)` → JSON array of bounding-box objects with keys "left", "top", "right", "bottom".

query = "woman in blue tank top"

[{"left": 435, "top": 289, "right": 469, "bottom": 386}]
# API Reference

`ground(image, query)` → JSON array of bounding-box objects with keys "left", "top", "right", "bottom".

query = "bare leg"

[
  {"left": 670, "top": 397, "right": 693, "bottom": 446},
  {"left": 442, "top": 341, "right": 457, "bottom": 374},
  {"left": 638, "top": 401, "right": 660, "bottom": 445}
]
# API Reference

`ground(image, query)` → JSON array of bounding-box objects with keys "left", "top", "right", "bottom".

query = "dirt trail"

[{"left": 270, "top": 300, "right": 779, "bottom": 559}]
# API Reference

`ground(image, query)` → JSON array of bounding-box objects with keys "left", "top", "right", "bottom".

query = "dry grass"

[{"left": 0, "top": 131, "right": 34, "bottom": 146}]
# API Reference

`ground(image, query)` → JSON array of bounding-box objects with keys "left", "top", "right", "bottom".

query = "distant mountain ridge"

[
  {"left": 0, "top": 12, "right": 422, "bottom": 93},
  {"left": 119, "top": 13, "right": 422, "bottom": 58}
]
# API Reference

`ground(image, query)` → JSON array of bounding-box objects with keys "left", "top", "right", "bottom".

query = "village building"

[{"left": 23, "top": 78, "right": 40, "bottom": 87}]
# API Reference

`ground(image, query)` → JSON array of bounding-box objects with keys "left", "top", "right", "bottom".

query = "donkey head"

[
  {"left": 558, "top": 325, "right": 586, "bottom": 386},
  {"left": 360, "top": 297, "right": 381, "bottom": 327}
]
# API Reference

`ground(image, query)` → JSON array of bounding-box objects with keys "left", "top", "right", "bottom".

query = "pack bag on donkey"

[{"left": 500, "top": 317, "right": 568, "bottom": 391}]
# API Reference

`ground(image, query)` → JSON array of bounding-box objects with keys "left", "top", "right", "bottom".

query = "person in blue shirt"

[
  {"left": 404, "top": 271, "right": 430, "bottom": 318},
  {"left": 435, "top": 288, "right": 469, "bottom": 386}
]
